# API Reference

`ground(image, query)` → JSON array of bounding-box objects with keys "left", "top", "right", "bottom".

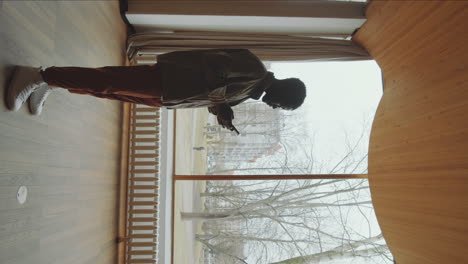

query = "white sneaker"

[
  {"left": 7, "top": 66, "right": 45, "bottom": 111},
  {"left": 29, "top": 84, "right": 55, "bottom": 116}
]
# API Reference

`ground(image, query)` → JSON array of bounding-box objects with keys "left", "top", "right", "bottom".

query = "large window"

[
  {"left": 175, "top": 179, "right": 390, "bottom": 264},
  {"left": 173, "top": 61, "right": 392, "bottom": 263},
  {"left": 174, "top": 61, "right": 382, "bottom": 177}
]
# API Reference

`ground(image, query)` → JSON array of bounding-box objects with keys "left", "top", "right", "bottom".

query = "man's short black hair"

[{"left": 262, "top": 78, "right": 306, "bottom": 110}]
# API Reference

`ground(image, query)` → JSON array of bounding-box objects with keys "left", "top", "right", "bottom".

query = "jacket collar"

[{"left": 250, "top": 72, "right": 274, "bottom": 100}]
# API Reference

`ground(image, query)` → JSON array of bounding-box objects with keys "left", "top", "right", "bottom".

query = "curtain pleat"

[{"left": 126, "top": 31, "right": 371, "bottom": 62}]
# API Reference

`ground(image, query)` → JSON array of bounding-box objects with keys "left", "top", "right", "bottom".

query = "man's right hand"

[
  {"left": 215, "top": 103, "right": 240, "bottom": 133},
  {"left": 209, "top": 104, "right": 239, "bottom": 134},
  {"left": 216, "top": 104, "right": 234, "bottom": 128}
]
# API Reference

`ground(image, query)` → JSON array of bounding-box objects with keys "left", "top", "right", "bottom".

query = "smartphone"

[{"left": 230, "top": 124, "right": 240, "bottom": 135}]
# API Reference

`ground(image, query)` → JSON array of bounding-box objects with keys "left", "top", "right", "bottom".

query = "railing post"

[{"left": 121, "top": 103, "right": 162, "bottom": 264}]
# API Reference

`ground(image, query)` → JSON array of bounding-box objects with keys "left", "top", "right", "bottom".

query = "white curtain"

[{"left": 126, "top": 31, "right": 371, "bottom": 62}]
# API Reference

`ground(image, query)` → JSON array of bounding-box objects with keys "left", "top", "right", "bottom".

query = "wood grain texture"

[
  {"left": 353, "top": 1, "right": 468, "bottom": 263},
  {"left": 118, "top": 103, "right": 131, "bottom": 264},
  {"left": 0, "top": 1, "right": 127, "bottom": 264}
]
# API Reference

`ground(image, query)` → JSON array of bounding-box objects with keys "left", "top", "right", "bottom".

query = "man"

[{"left": 6, "top": 49, "right": 306, "bottom": 132}]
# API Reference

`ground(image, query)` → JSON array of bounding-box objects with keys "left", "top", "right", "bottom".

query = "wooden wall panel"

[{"left": 353, "top": 1, "right": 468, "bottom": 263}]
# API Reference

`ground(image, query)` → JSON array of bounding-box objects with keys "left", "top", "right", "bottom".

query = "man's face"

[
  {"left": 263, "top": 95, "right": 292, "bottom": 110},
  {"left": 267, "top": 101, "right": 282, "bottom": 109}
]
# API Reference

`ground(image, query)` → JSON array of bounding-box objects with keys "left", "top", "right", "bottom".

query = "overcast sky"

[
  {"left": 270, "top": 60, "right": 383, "bottom": 173},
  {"left": 267, "top": 61, "right": 388, "bottom": 263}
]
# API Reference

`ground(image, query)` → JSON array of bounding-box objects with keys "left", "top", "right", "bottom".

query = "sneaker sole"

[{"left": 6, "top": 66, "right": 22, "bottom": 111}]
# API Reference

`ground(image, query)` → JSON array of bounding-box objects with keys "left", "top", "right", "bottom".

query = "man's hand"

[
  {"left": 208, "top": 106, "right": 218, "bottom": 115},
  {"left": 216, "top": 104, "right": 234, "bottom": 127},
  {"left": 215, "top": 104, "right": 239, "bottom": 135}
]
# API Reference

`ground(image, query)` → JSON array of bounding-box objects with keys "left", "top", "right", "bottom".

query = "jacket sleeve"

[
  {"left": 158, "top": 49, "right": 238, "bottom": 104},
  {"left": 200, "top": 49, "right": 262, "bottom": 104},
  {"left": 157, "top": 49, "right": 264, "bottom": 107}
]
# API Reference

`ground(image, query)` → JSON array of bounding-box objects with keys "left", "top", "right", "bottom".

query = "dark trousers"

[{"left": 40, "top": 64, "right": 163, "bottom": 107}]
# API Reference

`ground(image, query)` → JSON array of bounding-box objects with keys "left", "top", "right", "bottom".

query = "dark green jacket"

[{"left": 157, "top": 49, "right": 273, "bottom": 109}]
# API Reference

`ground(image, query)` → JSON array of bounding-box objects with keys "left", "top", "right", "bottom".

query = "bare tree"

[
  {"left": 181, "top": 178, "right": 390, "bottom": 263},
  {"left": 271, "top": 234, "right": 388, "bottom": 264},
  {"left": 181, "top": 106, "right": 390, "bottom": 263}
]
